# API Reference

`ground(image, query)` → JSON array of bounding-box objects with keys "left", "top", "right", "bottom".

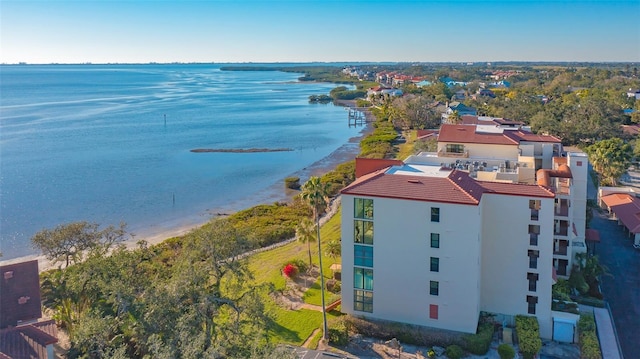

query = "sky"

[{"left": 1, "top": 0, "right": 639, "bottom": 64}]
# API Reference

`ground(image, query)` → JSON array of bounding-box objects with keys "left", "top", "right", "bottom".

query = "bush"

[
  {"left": 282, "top": 263, "right": 298, "bottom": 279},
  {"left": 578, "top": 314, "right": 602, "bottom": 359},
  {"left": 463, "top": 322, "right": 493, "bottom": 355},
  {"left": 515, "top": 315, "right": 541, "bottom": 359},
  {"left": 498, "top": 343, "right": 516, "bottom": 359},
  {"left": 444, "top": 344, "right": 464, "bottom": 359},
  {"left": 328, "top": 317, "right": 349, "bottom": 346},
  {"left": 284, "top": 176, "right": 300, "bottom": 189},
  {"left": 574, "top": 296, "right": 605, "bottom": 308},
  {"left": 286, "top": 258, "right": 308, "bottom": 274},
  {"left": 326, "top": 278, "right": 341, "bottom": 293}
]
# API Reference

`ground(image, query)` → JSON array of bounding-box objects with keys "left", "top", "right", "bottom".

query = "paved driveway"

[{"left": 590, "top": 209, "right": 640, "bottom": 358}]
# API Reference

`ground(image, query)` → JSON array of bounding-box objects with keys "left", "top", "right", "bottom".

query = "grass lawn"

[
  {"left": 395, "top": 129, "right": 417, "bottom": 160},
  {"left": 245, "top": 208, "right": 343, "bottom": 345}
]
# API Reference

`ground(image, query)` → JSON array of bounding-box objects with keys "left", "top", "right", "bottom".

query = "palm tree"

[
  {"left": 296, "top": 217, "right": 315, "bottom": 269},
  {"left": 301, "top": 176, "right": 330, "bottom": 341}
]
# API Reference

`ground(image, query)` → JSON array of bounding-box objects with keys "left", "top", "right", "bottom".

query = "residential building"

[
  {"left": 340, "top": 123, "right": 589, "bottom": 341},
  {"left": 0, "top": 260, "right": 58, "bottom": 359}
]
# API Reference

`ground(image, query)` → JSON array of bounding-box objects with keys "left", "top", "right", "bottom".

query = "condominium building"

[{"left": 339, "top": 123, "right": 589, "bottom": 341}]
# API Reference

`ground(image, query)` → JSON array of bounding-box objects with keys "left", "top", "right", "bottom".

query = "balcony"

[
  {"left": 554, "top": 221, "right": 569, "bottom": 236},
  {"left": 438, "top": 149, "right": 469, "bottom": 158},
  {"left": 555, "top": 203, "right": 569, "bottom": 217},
  {"left": 554, "top": 240, "right": 569, "bottom": 256}
]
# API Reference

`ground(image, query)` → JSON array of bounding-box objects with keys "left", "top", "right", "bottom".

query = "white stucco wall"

[
  {"left": 479, "top": 193, "right": 554, "bottom": 339},
  {"left": 341, "top": 194, "right": 482, "bottom": 334}
]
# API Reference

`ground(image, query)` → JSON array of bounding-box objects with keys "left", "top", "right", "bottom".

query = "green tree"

[
  {"left": 301, "top": 176, "right": 330, "bottom": 341},
  {"left": 31, "top": 221, "right": 129, "bottom": 267},
  {"left": 325, "top": 238, "right": 341, "bottom": 265},
  {"left": 296, "top": 217, "right": 316, "bottom": 269},
  {"left": 586, "top": 138, "right": 632, "bottom": 186}
]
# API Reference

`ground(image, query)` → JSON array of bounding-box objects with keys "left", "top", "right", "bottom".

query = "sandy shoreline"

[{"left": 0, "top": 102, "right": 372, "bottom": 272}]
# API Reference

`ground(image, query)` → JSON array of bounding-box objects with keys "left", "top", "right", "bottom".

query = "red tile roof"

[
  {"left": 601, "top": 193, "right": 640, "bottom": 233},
  {"left": 586, "top": 229, "right": 600, "bottom": 242},
  {"left": 438, "top": 124, "right": 561, "bottom": 145},
  {"left": 0, "top": 261, "right": 42, "bottom": 329},
  {"left": 0, "top": 320, "right": 58, "bottom": 359},
  {"left": 342, "top": 167, "right": 554, "bottom": 205},
  {"left": 438, "top": 124, "right": 519, "bottom": 145}
]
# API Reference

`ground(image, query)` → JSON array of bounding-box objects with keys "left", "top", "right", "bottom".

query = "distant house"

[
  {"left": 368, "top": 86, "right": 403, "bottom": 98},
  {"left": 1, "top": 260, "right": 58, "bottom": 359},
  {"left": 442, "top": 102, "right": 477, "bottom": 123},
  {"left": 472, "top": 88, "right": 496, "bottom": 100},
  {"left": 452, "top": 90, "right": 467, "bottom": 101},
  {"left": 489, "top": 80, "right": 511, "bottom": 88},
  {"left": 416, "top": 80, "right": 433, "bottom": 87},
  {"left": 626, "top": 88, "right": 640, "bottom": 100}
]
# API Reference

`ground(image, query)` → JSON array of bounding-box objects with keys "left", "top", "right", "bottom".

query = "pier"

[{"left": 347, "top": 107, "right": 373, "bottom": 126}]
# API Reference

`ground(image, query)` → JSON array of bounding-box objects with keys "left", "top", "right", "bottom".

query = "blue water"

[{"left": 0, "top": 64, "right": 362, "bottom": 260}]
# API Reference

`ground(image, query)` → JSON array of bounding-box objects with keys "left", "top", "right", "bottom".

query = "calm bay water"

[{"left": 0, "top": 64, "right": 362, "bottom": 260}]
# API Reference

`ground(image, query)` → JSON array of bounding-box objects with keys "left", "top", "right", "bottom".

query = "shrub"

[
  {"left": 444, "top": 344, "right": 464, "bottom": 359},
  {"left": 286, "top": 258, "right": 308, "bottom": 274},
  {"left": 463, "top": 322, "right": 493, "bottom": 355},
  {"left": 326, "top": 278, "right": 341, "bottom": 293},
  {"left": 574, "top": 296, "right": 605, "bottom": 308},
  {"left": 579, "top": 314, "right": 602, "bottom": 359},
  {"left": 282, "top": 263, "right": 298, "bottom": 279},
  {"left": 498, "top": 343, "right": 516, "bottom": 359},
  {"left": 515, "top": 315, "right": 541, "bottom": 359},
  {"left": 328, "top": 317, "right": 349, "bottom": 346},
  {"left": 284, "top": 176, "right": 300, "bottom": 189}
]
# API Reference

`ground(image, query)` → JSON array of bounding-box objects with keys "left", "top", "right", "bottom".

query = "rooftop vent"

[{"left": 407, "top": 179, "right": 421, "bottom": 184}]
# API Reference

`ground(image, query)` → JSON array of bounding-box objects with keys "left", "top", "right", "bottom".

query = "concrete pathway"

[{"left": 593, "top": 307, "right": 622, "bottom": 359}]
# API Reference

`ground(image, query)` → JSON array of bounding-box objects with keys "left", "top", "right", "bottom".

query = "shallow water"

[{"left": 0, "top": 64, "right": 363, "bottom": 259}]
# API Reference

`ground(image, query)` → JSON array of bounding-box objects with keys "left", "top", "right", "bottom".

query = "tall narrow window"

[
  {"left": 528, "top": 250, "right": 539, "bottom": 269},
  {"left": 430, "top": 281, "right": 439, "bottom": 296},
  {"left": 354, "top": 245, "right": 373, "bottom": 267},
  {"left": 354, "top": 290, "right": 373, "bottom": 313},
  {"left": 430, "top": 257, "right": 439, "bottom": 272},
  {"left": 429, "top": 304, "right": 439, "bottom": 319},
  {"left": 527, "top": 272, "right": 539, "bottom": 292},
  {"left": 431, "top": 207, "right": 440, "bottom": 223},
  {"left": 354, "top": 220, "right": 374, "bottom": 244},
  {"left": 430, "top": 233, "right": 440, "bottom": 248},
  {"left": 527, "top": 295, "right": 538, "bottom": 314},
  {"left": 354, "top": 198, "right": 374, "bottom": 220},
  {"left": 354, "top": 268, "right": 373, "bottom": 290},
  {"left": 529, "top": 225, "right": 540, "bottom": 246},
  {"left": 529, "top": 200, "right": 541, "bottom": 221}
]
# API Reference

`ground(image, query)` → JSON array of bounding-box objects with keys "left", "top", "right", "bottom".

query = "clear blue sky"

[{"left": 1, "top": 0, "right": 639, "bottom": 64}]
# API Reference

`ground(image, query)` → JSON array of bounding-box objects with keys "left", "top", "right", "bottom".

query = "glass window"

[
  {"left": 429, "top": 304, "right": 438, "bottom": 319},
  {"left": 430, "top": 257, "right": 439, "bottom": 272},
  {"left": 354, "top": 290, "right": 373, "bottom": 313},
  {"left": 529, "top": 200, "right": 540, "bottom": 221},
  {"left": 528, "top": 250, "right": 539, "bottom": 269},
  {"left": 354, "top": 245, "right": 373, "bottom": 267},
  {"left": 446, "top": 144, "right": 464, "bottom": 154},
  {"left": 527, "top": 273, "right": 538, "bottom": 292},
  {"left": 354, "top": 268, "right": 373, "bottom": 290},
  {"left": 527, "top": 295, "right": 538, "bottom": 314},
  {"left": 529, "top": 225, "right": 540, "bottom": 246},
  {"left": 430, "top": 233, "right": 440, "bottom": 248},
  {"left": 354, "top": 220, "right": 374, "bottom": 244},
  {"left": 430, "top": 281, "right": 439, "bottom": 296},
  {"left": 354, "top": 198, "right": 374, "bottom": 220},
  {"left": 431, "top": 207, "right": 440, "bottom": 222}
]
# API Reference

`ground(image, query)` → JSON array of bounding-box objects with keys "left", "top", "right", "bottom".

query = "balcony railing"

[{"left": 437, "top": 149, "right": 469, "bottom": 158}]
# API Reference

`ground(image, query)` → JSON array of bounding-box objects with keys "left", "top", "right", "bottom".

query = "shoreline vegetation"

[{"left": 190, "top": 148, "right": 293, "bottom": 153}]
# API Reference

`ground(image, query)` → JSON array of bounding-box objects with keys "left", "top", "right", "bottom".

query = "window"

[
  {"left": 529, "top": 225, "right": 540, "bottom": 246},
  {"left": 354, "top": 220, "right": 374, "bottom": 244},
  {"left": 354, "top": 268, "right": 373, "bottom": 290},
  {"left": 527, "top": 295, "right": 538, "bottom": 314},
  {"left": 354, "top": 198, "right": 374, "bottom": 220},
  {"left": 445, "top": 144, "right": 464, "bottom": 154},
  {"left": 576, "top": 161, "right": 582, "bottom": 167},
  {"left": 429, "top": 304, "right": 438, "bottom": 319},
  {"left": 430, "top": 233, "right": 440, "bottom": 248},
  {"left": 528, "top": 250, "right": 539, "bottom": 269},
  {"left": 430, "top": 257, "right": 439, "bottom": 272},
  {"left": 431, "top": 207, "right": 440, "bottom": 223},
  {"left": 354, "top": 290, "right": 373, "bottom": 313},
  {"left": 354, "top": 245, "right": 373, "bottom": 267},
  {"left": 527, "top": 273, "right": 539, "bottom": 292},
  {"left": 529, "top": 200, "right": 540, "bottom": 221},
  {"left": 430, "top": 281, "right": 439, "bottom": 296}
]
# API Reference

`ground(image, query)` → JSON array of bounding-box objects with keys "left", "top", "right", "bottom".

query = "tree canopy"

[{"left": 586, "top": 138, "right": 632, "bottom": 186}]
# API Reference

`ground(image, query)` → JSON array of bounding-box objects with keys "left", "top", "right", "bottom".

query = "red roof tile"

[
  {"left": 355, "top": 158, "right": 404, "bottom": 178},
  {"left": 601, "top": 193, "right": 640, "bottom": 233},
  {"left": 342, "top": 167, "right": 554, "bottom": 205},
  {"left": 586, "top": 229, "right": 600, "bottom": 242},
  {"left": 438, "top": 124, "right": 519, "bottom": 145}
]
